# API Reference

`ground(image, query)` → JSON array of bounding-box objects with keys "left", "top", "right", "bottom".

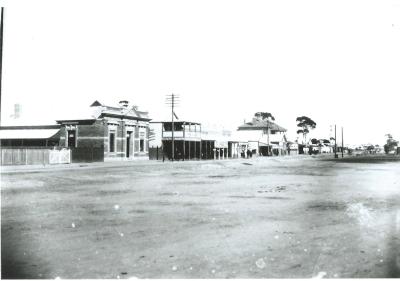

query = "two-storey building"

[{"left": 237, "top": 117, "right": 288, "bottom": 156}]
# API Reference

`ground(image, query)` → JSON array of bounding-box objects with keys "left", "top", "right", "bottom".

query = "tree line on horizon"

[{"left": 254, "top": 111, "right": 399, "bottom": 154}]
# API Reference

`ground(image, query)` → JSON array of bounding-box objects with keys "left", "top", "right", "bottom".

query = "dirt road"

[{"left": 1, "top": 155, "right": 400, "bottom": 278}]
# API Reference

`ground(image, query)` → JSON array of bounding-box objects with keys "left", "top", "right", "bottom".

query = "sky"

[{"left": 1, "top": 0, "right": 400, "bottom": 145}]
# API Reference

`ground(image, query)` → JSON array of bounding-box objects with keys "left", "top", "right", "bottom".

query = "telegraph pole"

[
  {"left": 341, "top": 126, "right": 344, "bottom": 158},
  {"left": 172, "top": 94, "right": 174, "bottom": 161},
  {"left": 165, "top": 93, "right": 179, "bottom": 161},
  {"left": 0, "top": 7, "right": 4, "bottom": 126},
  {"left": 334, "top": 124, "right": 338, "bottom": 158}
]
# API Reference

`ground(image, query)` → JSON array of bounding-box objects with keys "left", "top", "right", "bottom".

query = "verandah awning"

[{"left": 0, "top": 129, "right": 60, "bottom": 139}]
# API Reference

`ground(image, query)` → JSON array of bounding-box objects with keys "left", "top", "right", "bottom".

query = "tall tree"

[
  {"left": 296, "top": 116, "right": 316, "bottom": 145},
  {"left": 384, "top": 134, "right": 398, "bottom": 154},
  {"left": 254, "top": 112, "right": 275, "bottom": 156}
]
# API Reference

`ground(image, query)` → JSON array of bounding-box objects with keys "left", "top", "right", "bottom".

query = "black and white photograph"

[{"left": 1, "top": 0, "right": 400, "bottom": 278}]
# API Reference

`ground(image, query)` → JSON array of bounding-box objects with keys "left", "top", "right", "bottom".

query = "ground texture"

[{"left": 1, "top": 155, "right": 400, "bottom": 278}]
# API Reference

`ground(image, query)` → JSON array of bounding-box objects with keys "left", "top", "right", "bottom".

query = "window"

[
  {"left": 109, "top": 132, "right": 115, "bottom": 152},
  {"left": 140, "top": 139, "right": 144, "bottom": 152}
]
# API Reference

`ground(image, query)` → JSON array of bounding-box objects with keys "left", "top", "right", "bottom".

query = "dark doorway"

[
  {"left": 126, "top": 132, "right": 132, "bottom": 158},
  {"left": 67, "top": 130, "right": 76, "bottom": 148},
  {"left": 140, "top": 139, "right": 144, "bottom": 152}
]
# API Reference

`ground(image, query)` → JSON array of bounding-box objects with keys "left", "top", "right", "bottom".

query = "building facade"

[
  {"left": 149, "top": 121, "right": 240, "bottom": 160},
  {"left": 57, "top": 100, "right": 151, "bottom": 161},
  {"left": 237, "top": 117, "right": 288, "bottom": 156}
]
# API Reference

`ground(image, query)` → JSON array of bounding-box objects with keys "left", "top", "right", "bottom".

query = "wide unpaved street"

[{"left": 1, "top": 155, "right": 400, "bottom": 278}]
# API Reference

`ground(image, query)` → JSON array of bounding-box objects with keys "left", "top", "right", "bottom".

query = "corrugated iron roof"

[{"left": 0, "top": 128, "right": 60, "bottom": 139}]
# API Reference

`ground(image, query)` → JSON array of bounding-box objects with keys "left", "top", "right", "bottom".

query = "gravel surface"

[{"left": 1, "top": 155, "right": 400, "bottom": 278}]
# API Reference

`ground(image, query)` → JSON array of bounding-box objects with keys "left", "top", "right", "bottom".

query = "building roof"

[
  {"left": 56, "top": 100, "right": 151, "bottom": 123},
  {"left": 90, "top": 100, "right": 103, "bottom": 107},
  {"left": 99, "top": 106, "right": 150, "bottom": 120},
  {"left": 237, "top": 119, "right": 287, "bottom": 132},
  {"left": 0, "top": 126, "right": 60, "bottom": 139}
]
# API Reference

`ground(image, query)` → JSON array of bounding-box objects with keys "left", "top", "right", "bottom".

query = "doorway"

[
  {"left": 67, "top": 130, "right": 76, "bottom": 148},
  {"left": 126, "top": 131, "right": 132, "bottom": 158}
]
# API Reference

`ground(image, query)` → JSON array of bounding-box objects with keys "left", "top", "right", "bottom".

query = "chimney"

[{"left": 119, "top": 100, "right": 129, "bottom": 108}]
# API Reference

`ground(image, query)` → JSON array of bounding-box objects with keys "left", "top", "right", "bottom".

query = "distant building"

[
  {"left": 201, "top": 126, "right": 241, "bottom": 160},
  {"left": 237, "top": 117, "right": 288, "bottom": 156},
  {"left": 286, "top": 141, "right": 299, "bottom": 155}
]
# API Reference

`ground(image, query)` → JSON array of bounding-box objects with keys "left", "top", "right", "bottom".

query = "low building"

[
  {"left": 0, "top": 125, "right": 61, "bottom": 147},
  {"left": 0, "top": 125, "right": 68, "bottom": 166},
  {"left": 1, "top": 100, "right": 151, "bottom": 164},
  {"left": 201, "top": 126, "right": 241, "bottom": 159},
  {"left": 286, "top": 141, "right": 299, "bottom": 155},
  {"left": 56, "top": 100, "right": 151, "bottom": 161}
]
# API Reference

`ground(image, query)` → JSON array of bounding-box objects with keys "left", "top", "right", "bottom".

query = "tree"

[
  {"left": 254, "top": 112, "right": 275, "bottom": 122},
  {"left": 254, "top": 112, "right": 275, "bottom": 156},
  {"left": 321, "top": 139, "right": 331, "bottom": 145},
  {"left": 296, "top": 116, "right": 316, "bottom": 145},
  {"left": 366, "top": 145, "right": 375, "bottom": 154},
  {"left": 384, "top": 134, "right": 398, "bottom": 154}
]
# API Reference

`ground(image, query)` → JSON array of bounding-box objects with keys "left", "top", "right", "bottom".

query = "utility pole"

[
  {"left": 0, "top": 7, "right": 4, "bottom": 126},
  {"left": 334, "top": 124, "right": 338, "bottom": 158},
  {"left": 341, "top": 126, "right": 344, "bottom": 158},
  {"left": 266, "top": 122, "right": 270, "bottom": 156},
  {"left": 165, "top": 93, "right": 179, "bottom": 161}
]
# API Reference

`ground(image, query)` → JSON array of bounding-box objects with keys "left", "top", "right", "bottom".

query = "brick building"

[{"left": 56, "top": 100, "right": 151, "bottom": 161}]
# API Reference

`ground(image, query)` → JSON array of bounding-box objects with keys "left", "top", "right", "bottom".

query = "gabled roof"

[
  {"left": 99, "top": 105, "right": 150, "bottom": 120},
  {"left": 237, "top": 119, "right": 287, "bottom": 132},
  {"left": 90, "top": 100, "right": 103, "bottom": 107}
]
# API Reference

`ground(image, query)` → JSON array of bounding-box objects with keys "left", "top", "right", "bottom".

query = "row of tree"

[{"left": 255, "top": 112, "right": 399, "bottom": 155}]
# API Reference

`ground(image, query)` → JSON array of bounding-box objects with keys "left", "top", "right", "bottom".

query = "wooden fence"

[{"left": 0, "top": 147, "right": 71, "bottom": 166}]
